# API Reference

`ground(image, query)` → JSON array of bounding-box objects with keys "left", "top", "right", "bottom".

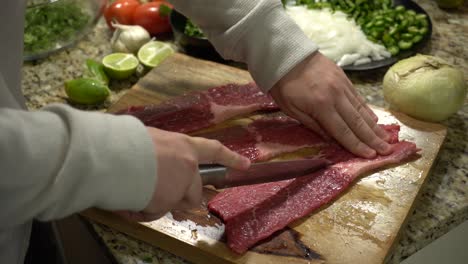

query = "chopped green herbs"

[
  {"left": 184, "top": 19, "right": 204, "bottom": 38},
  {"left": 290, "top": 0, "right": 430, "bottom": 56},
  {"left": 24, "top": 1, "right": 90, "bottom": 54}
]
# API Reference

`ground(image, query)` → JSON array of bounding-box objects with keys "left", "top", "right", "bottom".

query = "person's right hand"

[
  {"left": 117, "top": 127, "right": 250, "bottom": 222},
  {"left": 270, "top": 52, "right": 392, "bottom": 158}
]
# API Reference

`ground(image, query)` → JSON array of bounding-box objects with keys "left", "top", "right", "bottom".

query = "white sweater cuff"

[{"left": 213, "top": 1, "right": 319, "bottom": 92}]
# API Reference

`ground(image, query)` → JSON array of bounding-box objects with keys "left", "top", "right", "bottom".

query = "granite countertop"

[{"left": 22, "top": 1, "right": 467, "bottom": 263}]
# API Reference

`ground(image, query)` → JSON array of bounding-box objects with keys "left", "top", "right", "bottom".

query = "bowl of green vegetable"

[
  {"left": 24, "top": 0, "right": 107, "bottom": 61},
  {"left": 341, "top": 0, "right": 433, "bottom": 71},
  {"left": 285, "top": 0, "right": 432, "bottom": 71},
  {"left": 169, "top": 9, "right": 224, "bottom": 61}
]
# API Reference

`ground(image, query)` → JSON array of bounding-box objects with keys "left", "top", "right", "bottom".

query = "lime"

[
  {"left": 85, "top": 59, "right": 109, "bottom": 85},
  {"left": 102, "top": 53, "right": 139, "bottom": 80},
  {"left": 65, "top": 78, "right": 110, "bottom": 105},
  {"left": 137, "top": 41, "right": 175, "bottom": 68}
]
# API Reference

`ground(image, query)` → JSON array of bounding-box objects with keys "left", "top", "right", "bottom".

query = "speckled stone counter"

[{"left": 21, "top": 1, "right": 467, "bottom": 263}]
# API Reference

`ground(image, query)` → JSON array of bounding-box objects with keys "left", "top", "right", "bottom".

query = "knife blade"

[{"left": 199, "top": 158, "right": 330, "bottom": 188}]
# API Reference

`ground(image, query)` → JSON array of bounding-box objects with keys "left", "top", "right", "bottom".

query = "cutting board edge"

[
  {"left": 81, "top": 209, "right": 236, "bottom": 264},
  {"left": 382, "top": 130, "right": 447, "bottom": 263},
  {"left": 81, "top": 209, "right": 323, "bottom": 264}
]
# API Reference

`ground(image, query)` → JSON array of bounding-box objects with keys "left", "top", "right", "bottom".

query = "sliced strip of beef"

[
  {"left": 207, "top": 123, "right": 400, "bottom": 222},
  {"left": 116, "top": 83, "right": 278, "bottom": 133},
  {"left": 223, "top": 141, "right": 419, "bottom": 254},
  {"left": 204, "top": 121, "right": 416, "bottom": 254}
]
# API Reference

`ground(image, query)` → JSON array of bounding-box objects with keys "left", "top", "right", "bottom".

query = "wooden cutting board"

[{"left": 82, "top": 53, "right": 447, "bottom": 264}]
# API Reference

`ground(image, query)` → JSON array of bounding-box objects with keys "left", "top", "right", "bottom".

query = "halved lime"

[
  {"left": 137, "top": 41, "right": 175, "bottom": 68},
  {"left": 102, "top": 53, "right": 139, "bottom": 80}
]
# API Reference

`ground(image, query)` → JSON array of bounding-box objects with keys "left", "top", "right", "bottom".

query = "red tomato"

[
  {"left": 133, "top": 2, "right": 173, "bottom": 35},
  {"left": 104, "top": 0, "right": 140, "bottom": 29}
]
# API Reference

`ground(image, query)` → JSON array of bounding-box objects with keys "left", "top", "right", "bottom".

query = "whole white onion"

[{"left": 383, "top": 54, "right": 466, "bottom": 122}]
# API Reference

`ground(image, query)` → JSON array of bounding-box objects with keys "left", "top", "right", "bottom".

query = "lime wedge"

[
  {"left": 102, "top": 53, "right": 139, "bottom": 80},
  {"left": 137, "top": 41, "right": 175, "bottom": 68}
]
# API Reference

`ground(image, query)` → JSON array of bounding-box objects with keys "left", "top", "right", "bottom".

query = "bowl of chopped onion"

[
  {"left": 23, "top": 0, "right": 107, "bottom": 61},
  {"left": 283, "top": 0, "right": 432, "bottom": 71}
]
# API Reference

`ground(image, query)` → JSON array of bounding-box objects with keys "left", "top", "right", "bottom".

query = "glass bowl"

[{"left": 24, "top": 0, "right": 107, "bottom": 61}]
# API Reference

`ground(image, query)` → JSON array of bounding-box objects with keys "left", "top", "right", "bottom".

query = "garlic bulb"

[{"left": 110, "top": 23, "right": 151, "bottom": 54}]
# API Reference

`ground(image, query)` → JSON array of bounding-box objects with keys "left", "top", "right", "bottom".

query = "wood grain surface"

[{"left": 82, "top": 53, "right": 447, "bottom": 264}]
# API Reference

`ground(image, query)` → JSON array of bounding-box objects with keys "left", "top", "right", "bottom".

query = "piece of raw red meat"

[
  {"left": 116, "top": 83, "right": 278, "bottom": 133},
  {"left": 215, "top": 141, "right": 419, "bottom": 254},
  {"left": 198, "top": 115, "right": 327, "bottom": 161},
  {"left": 207, "top": 123, "right": 401, "bottom": 223},
  {"left": 204, "top": 120, "right": 418, "bottom": 254}
]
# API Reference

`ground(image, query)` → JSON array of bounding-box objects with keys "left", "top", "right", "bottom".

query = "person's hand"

[
  {"left": 116, "top": 127, "right": 250, "bottom": 222},
  {"left": 269, "top": 51, "right": 392, "bottom": 158}
]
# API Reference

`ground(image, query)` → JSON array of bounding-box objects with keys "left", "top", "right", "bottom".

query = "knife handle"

[{"left": 198, "top": 165, "right": 227, "bottom": 189}]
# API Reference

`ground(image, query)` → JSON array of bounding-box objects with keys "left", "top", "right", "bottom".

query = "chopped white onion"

[{"left": 286, "top": 6, "right": 390, "bottom": 66}]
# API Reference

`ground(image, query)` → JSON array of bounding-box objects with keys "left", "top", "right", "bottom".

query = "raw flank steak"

[
  {"left": 197, "top": 115, "right": 327, "bottom": 161},
  {"left": 205, "top": 122, "right": 418, "bottom": 253},
  {"left": 116, "top": 83, "right": 278, "bottom": 133},
  {"left": 206, "top": 124, "right": 401, "bottom": 222},
  {"left": 117, "top": 82, "right": 418, "bottom": 254},
  {"left": 211, "top": 141, "right": 419, "bottom": 253}
]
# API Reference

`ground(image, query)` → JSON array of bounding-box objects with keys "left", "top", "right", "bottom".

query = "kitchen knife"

[{"left": 199, "top": 158, "right": 330, "bottom": 188}]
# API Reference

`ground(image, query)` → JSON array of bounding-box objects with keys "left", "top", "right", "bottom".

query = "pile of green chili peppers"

[{"left": 292, "top": 0, "right": 430, "bottom": 56}]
